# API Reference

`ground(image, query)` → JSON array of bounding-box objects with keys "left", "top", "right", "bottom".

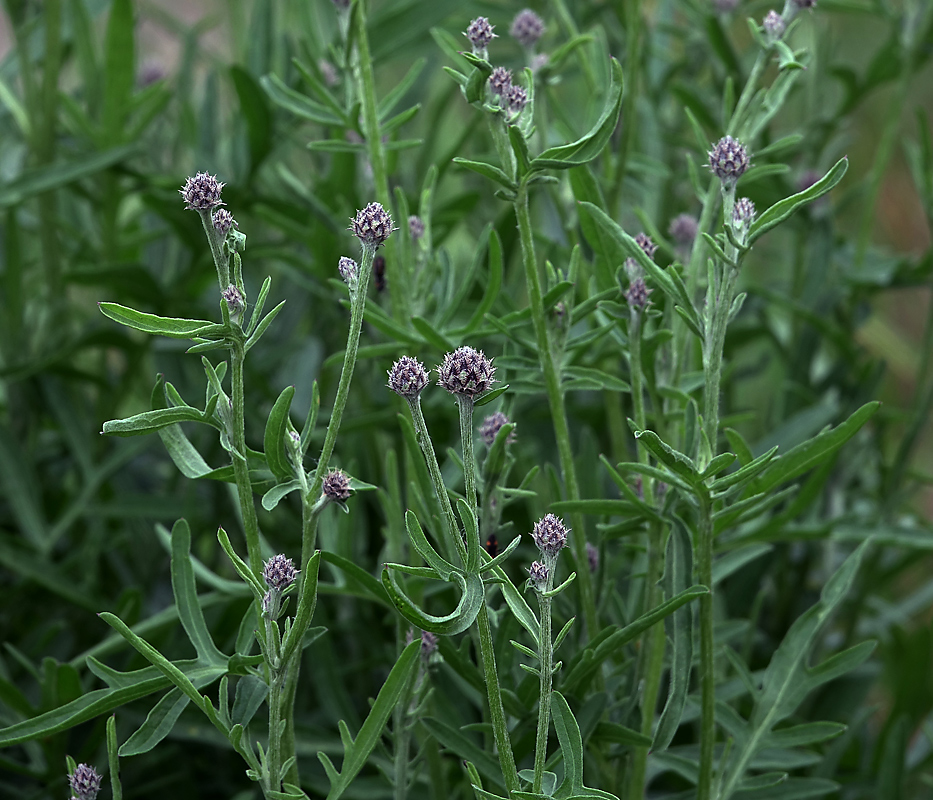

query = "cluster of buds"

[
  {"left": 528, "top": 513, "right": 569, "bottom": 592},
  {"left": 69, "top": 764, "right": 102, "bottom": 800},
  {"left": 480, "top": 411, "right": 516, "bottom": 446},
  {"left": 262, "top": 554, "right": 298, "bottom": 620}
]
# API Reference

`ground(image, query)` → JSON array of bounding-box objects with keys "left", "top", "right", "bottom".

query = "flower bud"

[
  {"left": 338, "top": 256, "right": 359, "bottom": 286},
  {"left": 263, "top": 554, "right": 298, "bottom": 590},
  {"left": 708, "top": 135, "right": 750, "bottom": 186},
  {"left": 528, "top": 560, "right": 549, "bottom": 590},
  {"left": 733, "top": 197, "right": 756, "bottom": 226},
  {"left": 421, "top": 630, "right": 438, "bottom": 659},
  {"left": 669, "top": 213, "right": 699, "bottom": 245},
  {"left": 437, "top": 346, "right": 496, "bottom": 397},
  {"left": 763, "top": 10, "right": 786, "bottom": 39},
  {"left": 506, "top": 84, "right": 528, "bottom": 118},
  {"left": 180, "top": 172, "right": 225, "bottom": 210},
  {"left": 625, "top": 278, "right": 651, "bottom": 309},
  {"left": 222, "top": 284, "right": 245, "bottom": 321},
  {"left": 212, "top": 208, "right": 237, "bottom": 235},
  {"left": 69, "top": 764, "right": 102, "bottom": 800},
  {"left": 488, "top": 66, "right": 513, "bottom": 97},
  {"left": 532, "top": 513, "right": 569, "bottom": 558},
  {"left": 388, "top": 356, "right": 430, "bottom": 399},
  {"left": 408, "top": 215, "right": 425, "bottom": 240},
  {"left": 349, "top": 202, "right": 396, "bottom": 248},
  {"left": 480, "top": 411, "right": 516, "bottom": 446},
  {"left": 510, "top": 9, "right": 545, "bottom": 47},
  {"left": 635, "top": 232, "right": 657, "bottom": 260},
  {"left": 322, "top": 468, "right": 352, "bottom": 502},
  {"left": 465, "top": 17, "right": 496, "bottom": 55}
]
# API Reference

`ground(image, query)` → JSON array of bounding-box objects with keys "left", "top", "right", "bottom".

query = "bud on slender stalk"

[
  {"left": 437, "top": 347, "right": 496, "bottom": 397},
  {"left": 465, "top": 17, "right": 496, "bottom": 58},
  {"left": 510, "top": 9, "right": 545, "bottom": 48},
  {"left": 531, "top": 513, "right": 569, "bottom": 558},
  {"left": 349, "top": 203, "right": 396, "bottom": 249},
  {"left": 180, "top": 172, "right": 225, "bottom": 210},
  {"left": 69, "top": 764, "right": 102, "bottom": 800},
  {"left": 528, "top": 560, "right": 549, "bottom": 591},
  {"left": 480, "top": 411, "right": 516, "bottom": 446},
  {"left": 708, "top": 135, "right": 750, "bottom": 187},
  {"left": 222, "top": 284, "right": 245, "bottom": 323},
  {"left": 763, "top": 10, "right": 786, "bottom": 40},
  {"left": 212, "top": 208, "right": 237, "bottom": 235},
  {"left": 506, "top": 84, "right": 528, "bottom": 120},
  {"left": 669, "top": 213, "right": 699, "bottom": 245},
  {"left": 408, "top": 215, "right": 425, "bottom": 241},
  {"left": 388, "top": 356, "right": 430, "bottom": 399},
  {"left": 488, "top": 66, "right": 513, "bottom": 97},
  {"left": 338, "top": 256, "right": 359, "bottom": 289}
]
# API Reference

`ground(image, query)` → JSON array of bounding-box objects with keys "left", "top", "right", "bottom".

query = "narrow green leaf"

[
  {"left": 99, "top": 303, "right": 214, "bottom": 338},
  {"left": 230, "top": 675, "right": 268, "bottom": 728},
  {"left": 262, "top": 480, "right": 301, "bottom": 511},
  {"left": 381, "top": 567, "right": 484, "bottom": 635},
  {"left": 264, "top": 385, "right": 296, "bottom": 481},
  {"left": 246, "top": 300, "right": 286, "bottom": 351},
  {"left": 453, "top": 158, "right": 517, "bottom": 190},
  {"left": 231, "top": 66, "right": 272, "bottom": 173},
  {"left": 119, "top": 687, "right": 189, "bottom": 757},
  {"left": 102, "top": 407, "right": 214, "bottom": 437},
  {"left": 280, "top": 552, "right": 322, "bottom": 667},
  {"left": 102, "top": 0, "right": 135, "bottom": 140},
  {"left": 260, "top": 73, "right": 345, "bottom": 125}
]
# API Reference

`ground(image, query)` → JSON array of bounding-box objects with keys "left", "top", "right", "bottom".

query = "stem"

[
  {"left": 696, "top": 494, "right": 715, "bottom": 800},
  {"left": 230, "top": 341, "right": 263, "bottom": 576},
  {"left": 476, "top": 603, "right": 520, "bottom": 794},
  {"left": 266, "top": 672, "right": 285, "bottom": 795},
  {"left": 609, "top": 0, "right": 642, "bottom": 216},
  {"left": 198, "top": 209, "right": 230, "bottom": 289},
  {"left": 514, "top": 182, "right": 598, "bottom": 639},
  {"left": 456, "top": 395, "right": 478, "bottom": 517},
  {"left": 532, "top": 586, "right": 554, "bottom": 793}
]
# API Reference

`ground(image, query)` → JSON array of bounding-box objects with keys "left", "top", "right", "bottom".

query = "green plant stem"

[
  {"left": 476, "top": 602, "right": 520, "bottom": 794},
  {"left": 729, "top": 53, "right": 765, "bottom": 137},
  {"left": 514, "top": 181, "right": 599, "bottom": 640},
  {"left": 532, "top": 586, "right": 554, "bottom": 793},
  {"left": 301, "top": 246, "right": 375, "bottom": 570},
  {"left": 266, "top": 671, "right": 285, "bottom": 795},
  {"left": 353, "top": 0, "right": 405, "bottom": 323},
  {"left": 198, "top": 209, "right": 230, "bottom": 289},
  {"left": 230, "top": 341, "right": 263, "bottom": 576},
  {"left": 696, "top": 493, "right": 715, "bottom": 800},
  {"left": 456, "top": 395, "right": 478, "bottom": 515}
]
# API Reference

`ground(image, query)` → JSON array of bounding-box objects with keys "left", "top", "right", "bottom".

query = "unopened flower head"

[
  {"left": 69, "top": 764, "right": 102, "bottom": 800},
  {"left": 510, "top": 9, "right": 545, "bottom": 47},
  {"left": 338, "top": 256, "right": 359, "bottom": 285},
  {"left": 437, "top": 346, "right": 496, "bottom": 397},
  {"left": 626, "top": 278, "right": 651, "bottom": 309},
  {"left": 388, "top": 356, "right": 430, "bottom": 399},
  {"left": 480, "top": 411, "right": 516, "bottom": 446},
  {"left": 506, "top": 84, "right": 528, "bottom": 118},
  {"left": 488, "top": 66, "right": 513, "bottom": 97},
  {"left": 465, "top": 17, "right": 496, "bottom": 55},
  {"left": 349, "top": 202, "right": 396, "bottom": 248},
  {"left": 669, "top": 213, "right": 699, "bottom": 244},
  {"left": 531, "top": 513, "right": 568, "bottom": 557},
  {"left": 635, "top": 232, "right": 657, "bottom": 260},
  {"left": 763, "top": 10, "right": 786, "bottom": 39},
  {"left": 733, "top": 197, "right": 756, "bottom": 226},
  {"left": 408, "top": 215, "right": 425, "bottom": 240},
  {"left": 180, "top": 172, "right": 225, "bottom": 210},
  {"left": 263, "top": 554, "right": 298, "bottom": 590},
  {"left": 708, "top": 135, "right": 750, "bottom": 185},
  {"left": 323, "top": 468, "right": 352, "bottom": 502},
  {"left": 222, "top": 284, "right": 245, "bottom": 319},
  {"left": 212, "top": 208, "right": 237, "bottom": 236},
  {"left": 528, "top": 560, "right": 549, "bottom": 589},
  {"left": 421, "top": 630, "right": 438, "bottom": 658}
]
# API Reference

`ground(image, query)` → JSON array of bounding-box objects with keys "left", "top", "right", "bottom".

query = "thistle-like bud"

[
  {"left": 408, "top": 215, "right": 425, "bottom": 240},
  {"left": 349, "top": 202, "right": 396, "bottom": 248},
  {"left": 222, "top": 284, "right": 245, "bottom": 321},
  {"left": 669, "top": 213, "right": 699, "bottom": 245},
  {"left": 338, "top": 256, "right": 359, "bottom": 286},
  {"left": 388, "top": 356, "right": 430, "bottom": 399},
  {"left": 323, "top": 468, "right": 352, "bottom": 502},
  {"left": 528, "top": 560, "right": 549, "bottom": 590},
  {"left": 531, "top": 513, "right": 568, "bottom": 558},
  {"left": 625, "top": 278, "right": 651, "bottom": 309},
  {"left": 480, "top": 411, "right": 516, "bottom": 446},
  {"left": 586, "top": 541, "right": 599, "bottom": 573},
  {"left": 708, "top": 135, "right": 750, "bottom": 186},
  {"left": 488, "top": 66, "right": 513, "bottom": 97},
  {"left": 510, "top": 9, "right": 545, "bottom": 47},
  {"left": 506, "top": 84, "right": 528, "bottom": 117},
  {"left": 733, "top": 197, "right": 756, "bottom": 226},
  {"left": 212, "top": 208, "right": 237, "bottom": 236},
  {"left": 763, "top": 10, "right": 786, "bottom": 39},
  {"left": 263, "top": 554, "right": 298, "bottom": 590},
  {"left": 437, "top": 346, "right": 496, "bottom": 397},
  {"left": 465, "top": 17, "right": 496, "bottom": 55},
  {"left": 635, "top": 232, "right": 657, "bottom": 260},
  {"left": 421, "top": 630, "right": 438, "bottom": 658},
  {"left": 180, "top": 172, "right": 225, "bottom": 210},
  {"left": 69, "top": 764, "right": 102, "bottom": 800}
]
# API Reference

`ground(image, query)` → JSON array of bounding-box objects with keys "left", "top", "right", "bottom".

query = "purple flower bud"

[
  {"left": 338, "top": 256, "right": 358, "bottom": 285},
  {"left": 669, "top": 213, "right": 699, "bottom": 244},
  {"left": 763, "top": 10, "right": 786, "bottom": 38},
  {"left": 506, "top": 84, "right": 528, "bottom": 117},
  {"left": 408, "top": 215, "right": 425, "bottom": 240},
  {"left": 633, "top": 475, "right": 644, "bottom": 500},
  {"left": 263, "top": 554, "right": 298, "bottom": 590},
  {"left": 437, "top": 346, "right": 496, "bottom": 397},
  {"left": 625, "top": 278, "right": 651, "bottom": 309},
  {"left": 388, "top": 356, "right": 430, "bottom": 399},
  {"left": 222, "top": 284, "right": 245, "bottom": 319},
  {"left": 180, "top": 172, "right": 225, "bottom": 210},
  {"left": 586, "top": 541, "right": 599, "bottom": 573},
  {"left": 212, "top": 208, "right": 237, "bottom": 236},
  {"left": 635, "top": 232, "right": 657, "bottom": 260},
  {"left": 480, "top": 411, "right": 516, "bottom": 446},
  {"left": 138, "top": 61, "right": 165, "bottom": 87},
  {"left": 510, "top": 9, "right": 545, "bottom": 47},
  {"left": 319, "top": 59, "right": 339, "bottom": 87},
  {"left": 733, "top": 197, "right": 756, "bottom": 226},
  {"left": 528, "top": 560, "right": 549, "bottom": 589},
  {"left": 323, "top": 468, "right": 352, "bottom": 502},
  {"left": 349, "top": 202, "right": 396, "bottom": 248},
  {"left": 421, "top": 630, "right": 438, "bottom": 658},
  {"left": 709, "top": 136, "right": 750, "bottom": 185},
  {"left": 69, "top": 764, "right": 102, "bottom": 800},
  {"left": 488, "top": 66, "right": 513, "bottom": 97},
  {"left": 465, "top": 17, "right": 496, "bottom": 54},
  {"left": 531, "top": 513, "right": 569, "bottom": 557}
]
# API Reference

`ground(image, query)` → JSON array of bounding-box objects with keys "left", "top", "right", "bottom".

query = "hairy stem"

[
  {"left": 696, "top": 493, "right": 715, "bottom": 800},
  {"left": 532, "top": 585, "right": 554, "bottom": 793}
]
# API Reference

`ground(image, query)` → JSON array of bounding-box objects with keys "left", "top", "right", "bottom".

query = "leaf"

[
  {"left": 231, "top": 66, "right": 272, "bottom": 174},
  {"left": 318, "top": 641, "right": 420, "bottom": 800},
  {"left": 765, "top": 722, "right": 847, "bottom": 748},
  {"left": 320, "top": 551, "right": 390, "bottom": 607},
  {"left": 119, "top": 687, "right": 189, "bottom": 757},
  {"left": 262, "top": 480, "right": 301, "bottom": 511},
  {"left": 475, "top": 384, "right": 510, "bottom": 408},
  {"left": 260, "top": 73, "right": 345, "bottom": 125},
  {"left": 423, "top": 717, "right": 506, "bottom": 791},
  {"left": 230, "top": 675, "right": 268, "bottom": 728},
  {"left": 102, "top": 406, "right": 216, "bottom": 437},
  {"left": 99, "top": 302, "right": 215, "bottom": 338},
  {"left": 280, "top": 552, "right": 322, "bottom": 668},
  {"left": 531, "top": 59, "right": 624, "bottom": 170},
  {"left": 381, "top": 566, "right": 484, "bottom": 636},
  {"left": 748, "top": 157, "right": 848, "bottom": 244},
  {"left": 453, "top": 158, "right": 517, "bottom": 190},
  {"left": 551, "top": 692, "right": 618, "bottom": 800},
  {"left": 245, "top": 300, "right": 286, "bottom": 350},
  {"left": 264, "top": 385, "right": 296, "bottom": 481},
  {"left": 102, "top": 0, "right": 134, "bottom": 141},
  {"left": 632, "top": 427, "right": 700, "bottom": 485},
  {"left": 750, "top": 402, "right": 880, "bottom": 495}
]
